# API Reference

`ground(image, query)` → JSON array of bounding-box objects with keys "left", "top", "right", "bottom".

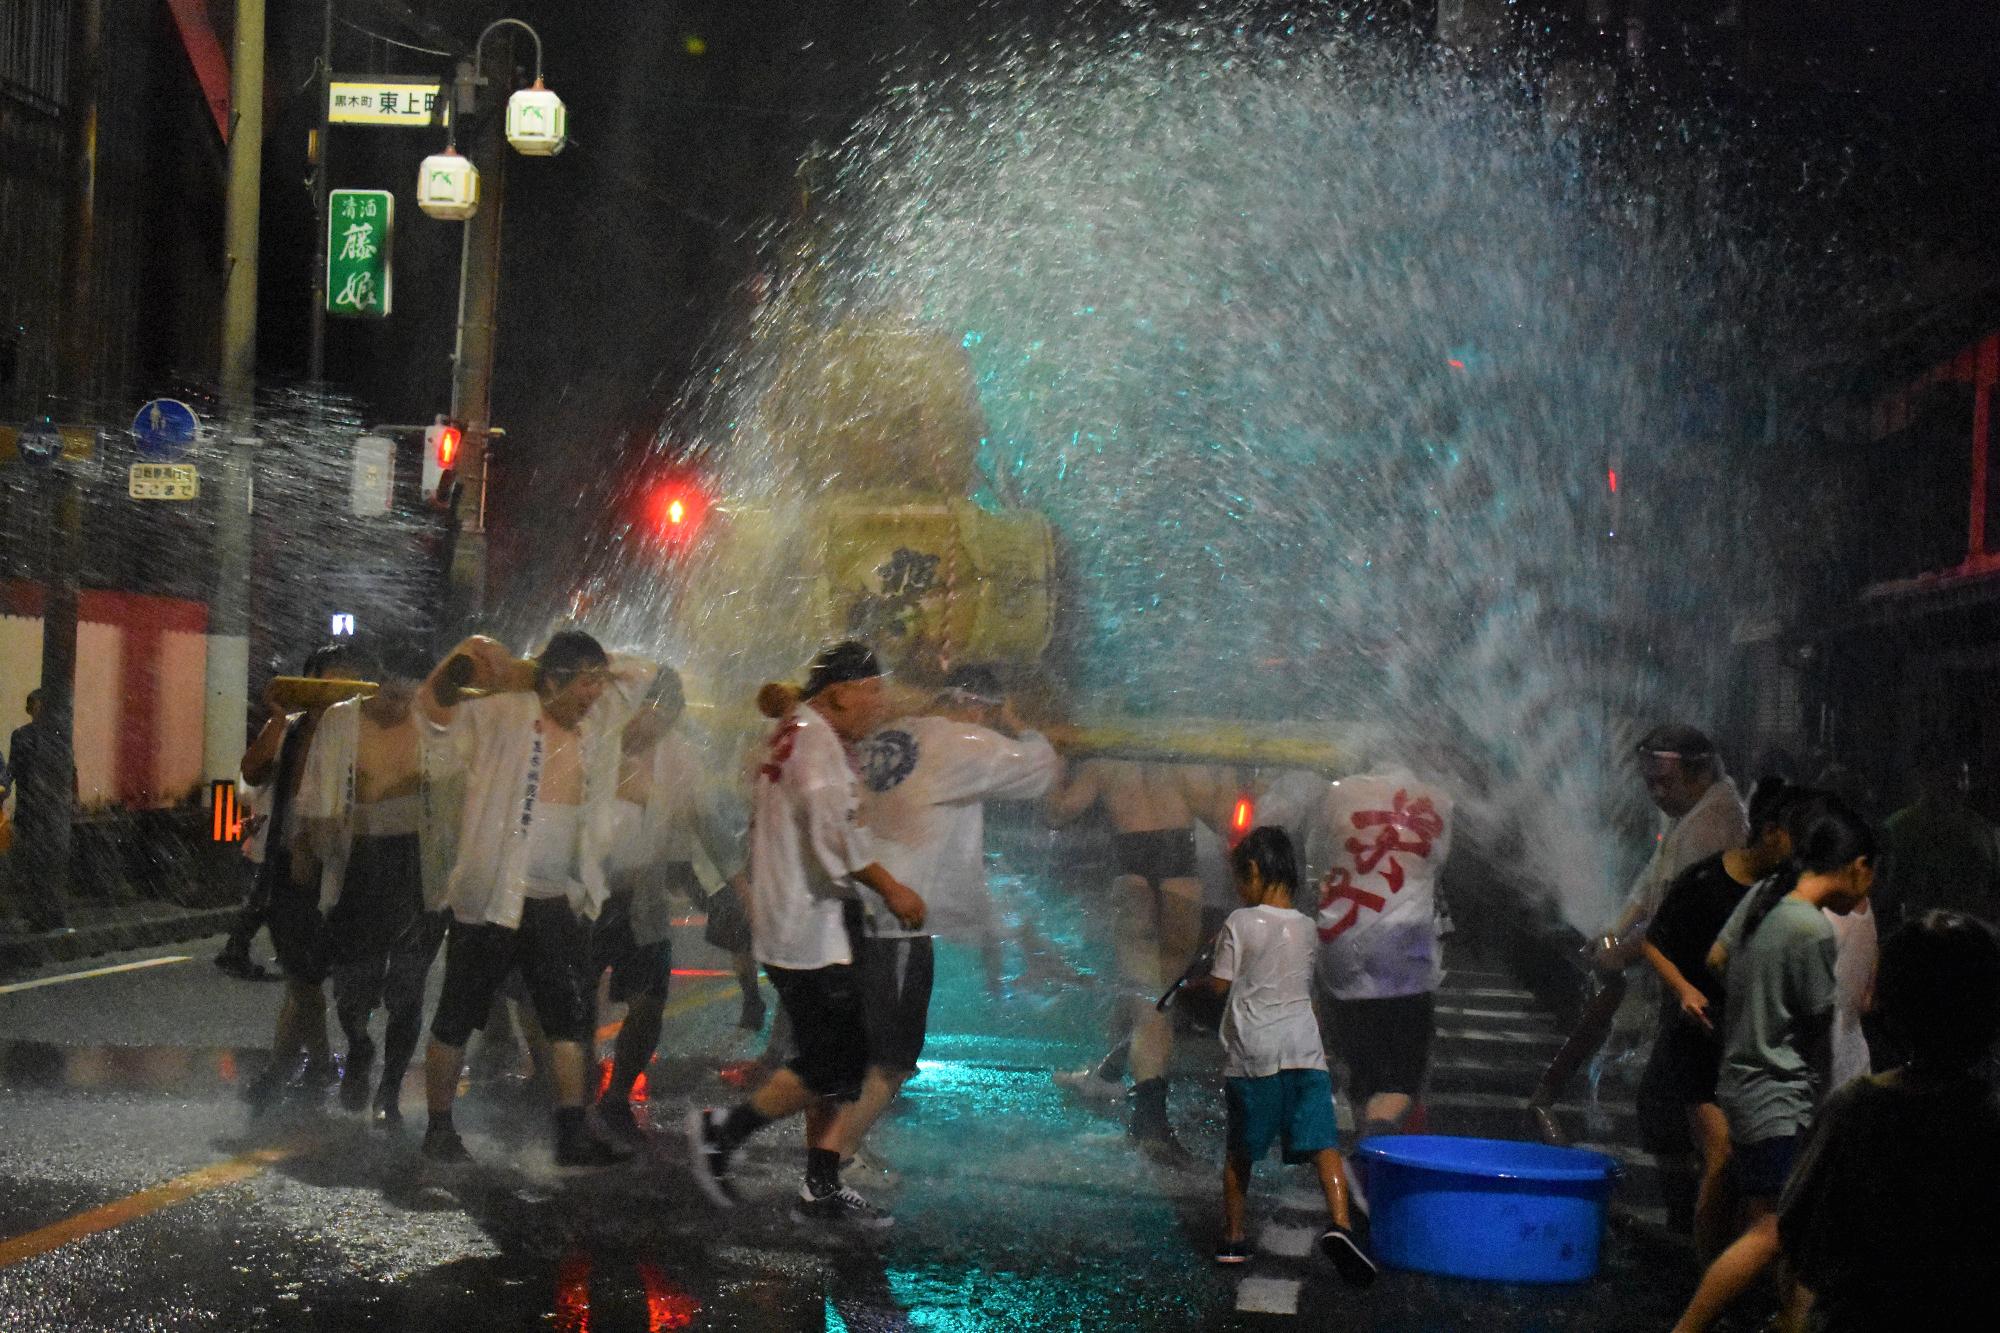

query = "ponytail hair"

[{"left": 1740, "top": 790, "right": 1876, "bottom": 942}]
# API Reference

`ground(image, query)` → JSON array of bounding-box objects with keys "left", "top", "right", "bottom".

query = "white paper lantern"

[
  {"left": 417, "top": 148, "right": 480, "bottom": 221},
  {"left": 506, "top": 80, "right": 567, "bottom": 156}
]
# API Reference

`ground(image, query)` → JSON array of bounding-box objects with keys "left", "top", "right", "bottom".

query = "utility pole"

[
  {"left": 306, "top": 0, "right": 335, "bottom": 383},
  {"left": 206, "top": 0, "right": 264, "bottom": 785},
  {"left": 445, "top": 37, "right": 512, "bottom": 626},
  {"left": 21, "top": 0, "right": 107, "bottom": 932}
]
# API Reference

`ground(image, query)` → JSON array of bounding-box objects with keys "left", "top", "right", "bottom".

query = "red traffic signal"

[
  {"left": 430, "top": 419, "right": 463, "bottom": 470},
  {"left": 648, "top": 482, "right": 707, "bottom": 539}
]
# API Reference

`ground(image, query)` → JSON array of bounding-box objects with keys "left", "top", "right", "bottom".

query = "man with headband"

[
  {"left": 687, "top": 641, "right": 925, "bottom": 1229},
  {"left": 416, "top": 630, "right": 657, "bottom": 1167},
  {"left": 1527, "top": 723, "right": 1747, "bottom": 1143}
]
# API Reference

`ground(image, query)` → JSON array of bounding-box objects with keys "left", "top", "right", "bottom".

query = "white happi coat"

[
  {"left": 853, "top": 715, "right": 1058, "bottom": 939},
  {"left": 431, "top": 655, "right": 657, "bottom": 929},
  {"left": 1307, "top": 769, "right": 1455, "bottom": 1001},
  {"left": 747, "top": 703, "right": 874, "bottom": 970}
]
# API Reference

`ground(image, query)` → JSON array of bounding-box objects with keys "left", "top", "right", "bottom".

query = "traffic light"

[
  {"left": 648, "top": 482, "right": 706, "bottom": 541},
  {"left": 422, "top": 416, "right": 465, "bottom": 506}
]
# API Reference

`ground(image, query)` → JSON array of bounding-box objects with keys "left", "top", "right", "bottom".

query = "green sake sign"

[{"left": 327, "top": 189, "right": 394, "bottom": 318}]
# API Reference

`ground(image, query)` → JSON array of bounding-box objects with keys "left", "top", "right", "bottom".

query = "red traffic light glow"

[
  {"left": 649, "top": 484, "right": 706, "bottom": 537},
  {"left": 434, "top": 424, "right": 462, "bottom": 469}
]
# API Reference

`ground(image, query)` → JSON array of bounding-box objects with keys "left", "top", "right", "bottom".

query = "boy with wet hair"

[
  {"left": 1201, "top": 825, "right": 1375, "bottom": 1284},
  {"left": 294, "top": 634, "right": 463, "bottom": 1120},
  {"left": 417, "top": 630, "right": 657, "bottom": 1166}
]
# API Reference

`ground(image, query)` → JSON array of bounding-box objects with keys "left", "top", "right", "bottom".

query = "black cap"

[{"left": 801, "top": 641, "right": 882, "bottom": 700}]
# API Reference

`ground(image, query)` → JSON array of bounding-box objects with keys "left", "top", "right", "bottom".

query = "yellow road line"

[
  {"left": 0, "top": 956, "right": 191, "bottom": 996},
  {"left": 0, "top": 980, "right": 746, "bottom": 1269},
  {"left": 0, "top": 1146, "right": 293, "bottom": 1269}
]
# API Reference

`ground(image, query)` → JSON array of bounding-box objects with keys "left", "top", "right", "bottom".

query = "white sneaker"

[{"left": 1053, "top": 1068, "right": 1125, "bottom": 1102}]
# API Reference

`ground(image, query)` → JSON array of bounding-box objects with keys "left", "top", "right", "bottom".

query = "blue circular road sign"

[
  {"left": 131, "top": 398, "right": 201, "bottom": 461},
  {"left": 17, "top": 421, "right": 62, "bottom": 465}
]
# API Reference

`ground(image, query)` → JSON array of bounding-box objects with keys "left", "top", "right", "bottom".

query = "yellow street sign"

[
  {"left": 129, "top": 462, "right": 199, "bottom": 501},
  {"left": 329, "top": 80, "right": 444, "bottom": 127}
]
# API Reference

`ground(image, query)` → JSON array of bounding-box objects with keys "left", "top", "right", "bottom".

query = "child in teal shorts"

[{"left": 1202, "top": 826, "right": 1376, "bottom": 1284}]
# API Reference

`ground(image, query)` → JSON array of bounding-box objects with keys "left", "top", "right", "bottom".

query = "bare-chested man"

[
  {"left": 295, "top": 637, "right": 462, "bottom": 1120},
  {"left": 1047, "top": 757, "right": 1235, "bottom": 1161}
]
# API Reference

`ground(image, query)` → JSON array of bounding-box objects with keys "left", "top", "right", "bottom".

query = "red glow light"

[
  {"left": 1607, "top": 468, "right": 1618, "bottom": 494},
  {"left": 650, "top": 484, "right": 707, "bottom": 539},
  {"left": 435, "top": 425, "right": 461, "bottom": 470},
  {"left": 1232, "top": 797, "right": 1253, "bottom": 834},
  {"left": 638, "top": 1262, "right": 701, "bottom": 1330},
  {"left": 1447, "top": 358, "right": 1466, "bottom": 371}
]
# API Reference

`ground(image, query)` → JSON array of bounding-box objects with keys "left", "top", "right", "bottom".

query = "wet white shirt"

[
  {"left": 1824, "top": 902, "right": 1879, "bottom": 1089},
  {"left": 748, "top": 704, "right": 874, "bottom": 970},
  {"left": 428, "top": 656, "right": 656, "bottom": 929},
  {"left": 1307, "top": 769, "right": 1455, "bottom": 1001},
  {"left": 1626, "top": 776, "right": 1750, "bottom": 924},
  {"left": 853, "top": 716, "right": 1058, "bottom": 940},
  {"left": 604, "top": 729, "right": 741, "bottom": 883},
  {"left": 1212, "top": 904, "right": 1328, "bottom": 1079}
]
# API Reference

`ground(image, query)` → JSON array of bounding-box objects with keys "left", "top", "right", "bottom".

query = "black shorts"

[
  {"left": 859, "top": 935, "right": 934, "bottom": 1074},
  {"left": 703, "top": 882, "right": 754, "bottom": 955},
  {"left": 765, "top": 962, "right": 868, "bottom": 1100},
  {"left": 1734, "top": 1133, "right": 1803, "bottom": 1200},
  {"left": 1638, "top": 1007, "right": 1723, "bottom": 1151},
  {"left": 430, "top": 898, "right": 594, "bottom": 1047},
  {"left": 324, "top": 835, "right": 440, "bottom": 1014},
  {"left": 1324, "top": 991, "right": 1435, "bottom": 1102},
  {"left": 1115, "top": 828, "right": 1197, "bottom": 886},
  {"left": 591, "top": 890, "right": 673, "bottom": 1004},
  {"left": 264, "top": 849, "right": 331, "bottom": 985}
]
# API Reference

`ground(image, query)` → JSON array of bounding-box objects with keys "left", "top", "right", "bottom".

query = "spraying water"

[{"left": 603, "top": 18, "right": 1795, "bottom": 931}]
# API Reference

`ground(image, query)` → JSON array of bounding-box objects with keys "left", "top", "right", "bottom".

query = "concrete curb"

[{"left": 0, "top": 906, "right": 236, "bottom": 975}]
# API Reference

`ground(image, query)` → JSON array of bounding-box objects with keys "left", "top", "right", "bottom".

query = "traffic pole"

[
  {"left": 445, "top": 39, "right": 511, "bottom": 627},
  {"left": 207, "top": 0, "right": 264, "bottom": 786},
  {"left": 21, "top": 0, "right": 107, "bottom": 931},
  {"left": 305, "top": 0, "right": 334, "bottom": 384}
]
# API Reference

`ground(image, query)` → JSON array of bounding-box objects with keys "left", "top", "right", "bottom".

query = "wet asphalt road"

[{"left": 0, "top": 918, "right": 1704, "bottom": 1332}]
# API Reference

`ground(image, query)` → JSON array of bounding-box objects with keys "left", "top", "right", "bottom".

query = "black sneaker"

[
  {"left": 339, "top": 1047, "right": 374, "bottom": 1113},
  {"left": 556, "top": 1132, "right": 634, "bottom": 1168},
  {"left": 214, "top": 953, "right": 273, "bottom": 982},
  {"left": 685, "top": 1108, "right": 739, "bottom": 1206},
  {"left": 372, "top": 1090, "right": 404, "bottom": 1125},
  {"left": 1319, "top": 1225, "right": 1379, "bottom": 1287},
  {"left": 737, "top": 995, "right": 767, "bottom": 1032},
  {"left": 421, "top": 1125, "right": 473, "bottom": 1164},
  {"left": 595, "top": 1099, "right": 644, "bottom": 1144},
  {"left": 789, "top": 1184, "right": 894, "bottom": 1230},
  {"left": 1214, "top": 1238, "right": 1251, "bottom": 1266},
  {"left": 243, "top": 1071, "right": 287, "bottom": 1116},
  {"left": 1132, "top": 1127, "right": 1199, "bottom": 1170}
]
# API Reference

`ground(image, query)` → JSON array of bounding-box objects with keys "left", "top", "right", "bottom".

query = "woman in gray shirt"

[{"left": 1670, "top": 792, "right": 1877, "bottom": 1333}]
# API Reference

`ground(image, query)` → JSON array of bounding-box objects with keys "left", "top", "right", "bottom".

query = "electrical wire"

[{"left": 337, "top": 16, "right": 454, "bottom": 59}]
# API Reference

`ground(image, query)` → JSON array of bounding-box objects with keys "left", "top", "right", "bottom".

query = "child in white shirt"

[{"left": 1202, "top": 826, "right": 1376, "bottom": 1284}]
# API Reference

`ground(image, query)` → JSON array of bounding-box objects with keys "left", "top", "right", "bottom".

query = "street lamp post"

[{"left": 414, "top": 18, "right": 564, "bottom": 624}]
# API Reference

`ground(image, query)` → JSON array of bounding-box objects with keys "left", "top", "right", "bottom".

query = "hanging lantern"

[
  {"left": 417, "top": 147, "right": 480, "bottom": 221},
  {"left": 505, "top": 79, "right": 567, "bottom": 156}
]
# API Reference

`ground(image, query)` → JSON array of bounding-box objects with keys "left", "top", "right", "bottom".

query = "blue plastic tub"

[{"left": 1354, "top": 1135, "right": 1620, "bottom": 1283}]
